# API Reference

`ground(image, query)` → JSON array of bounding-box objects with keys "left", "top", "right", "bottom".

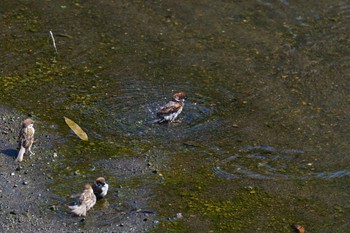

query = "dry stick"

[{"left": 49, "top": 30, "right": 58, "bottom": 55}]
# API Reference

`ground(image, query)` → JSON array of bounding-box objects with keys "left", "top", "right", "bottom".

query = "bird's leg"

[{"left": 28, "top": 146, "right": 35, "bottom": 156}]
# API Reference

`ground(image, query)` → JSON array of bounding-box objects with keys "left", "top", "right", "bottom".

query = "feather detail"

[
  {"left": 21, "top": 127, "right": 35, "bottom": 149},
  {"left": 15, "top": 146, "right": 26, "bottom": 162},
  {"left": 69, "top": 184, "right": 96, "bottom": 216},
  {"left": 154, "top": 92, "right": 186, "bottom": 123},
  {"left": 92, "top": 177, "right": 109, "bottom": 199},
  {"left": 157, "top": 102, "right": 182, "bottom": 117},
  {"left": 16, "top": 119, "right": 35, "bottom": 162},
  {"left": 69, "top": 204, "right": 87, "bottom": 216}
]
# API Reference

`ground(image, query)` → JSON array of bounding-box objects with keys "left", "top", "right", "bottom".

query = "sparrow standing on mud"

[
  {"left": 69, "top": 184, "right": 96, "bottom": 216},
  {"left": 16, "top": 118, "right": 35, "bottom": 163},
  {"left": 92, "top": 177, "right": 109, "bottom": 199},
  {"left": 153, "top": 92, "right": 186, "bottom": 123}
]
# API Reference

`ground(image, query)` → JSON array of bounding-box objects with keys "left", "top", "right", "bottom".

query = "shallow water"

[{"left": 1, "top": 0, "right": 350, "bottom": 232}]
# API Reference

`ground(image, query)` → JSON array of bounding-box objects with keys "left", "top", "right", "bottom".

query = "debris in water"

[{"left": 64, "top": 117, "right": 88, "bottom": 141}]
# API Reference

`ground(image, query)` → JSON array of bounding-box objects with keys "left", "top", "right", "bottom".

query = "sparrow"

[
  {"left": 69, "top": 184, "right": 96, "bottom": 216},
  {"left": 15, "top": 118, "right": 35, "bottom": 163},
  {"left": 153, "top": 92, "right": 186, "bottom": 123},
  {"left": 92, "top": 177, "right": 109, "bottom": 199}
]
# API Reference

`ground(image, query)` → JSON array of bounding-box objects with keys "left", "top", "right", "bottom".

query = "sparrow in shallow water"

[
  {"left": 153, "top": 92, "right": 186, "bottom": 123},
  {"left": 69, "top": 184, "right": 96, "bottom": 216},
  {"left": 16, "top": 118, "right": 35, "bottom": 163},
  {"left": 92, "top": 177, "right": 109, "bottom": 199}
]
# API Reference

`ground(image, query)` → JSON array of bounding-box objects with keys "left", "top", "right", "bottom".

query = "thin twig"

[
  {"left": 55, "top": 33, "right": 73, "bottom": 39},
  {"left": 49, "top": 30, "right": 58, "bottom": 55}
]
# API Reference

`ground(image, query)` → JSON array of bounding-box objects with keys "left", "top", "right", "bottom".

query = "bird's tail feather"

[
  {"left": 15, "top": 146, "right": 26, "bottom": 162},
  {"left": 69, "top": 204, "right": 87, "bottom": 216},
  {"left": 150, "top": 118, "right": 166, "bottom": 124}
]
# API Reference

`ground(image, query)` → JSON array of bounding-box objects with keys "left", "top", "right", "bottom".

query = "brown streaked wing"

[
  {"left": 23, "top": 128, "right": 34, "bottom": 148},
  {"left": 84, "top": 192, "right": 96, "bottom": 210},
  {"left": 157, "top": 102, "right": 181, "bottom": 117}
]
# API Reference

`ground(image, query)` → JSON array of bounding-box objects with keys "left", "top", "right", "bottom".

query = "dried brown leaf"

[{"left": 64, "top": 117, "right": 88, "bottom": 141}]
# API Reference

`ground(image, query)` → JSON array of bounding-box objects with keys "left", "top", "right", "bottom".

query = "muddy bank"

[{"left": 0, "top": 105, "right": 158, "bottom": 232}]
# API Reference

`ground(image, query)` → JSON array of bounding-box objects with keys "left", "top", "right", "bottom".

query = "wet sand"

[{"left": 0, "top": 105, "right": 157, "bottom": 232}]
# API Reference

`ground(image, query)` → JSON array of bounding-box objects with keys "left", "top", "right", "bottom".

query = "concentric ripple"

[
  {"left": 113, "top": 92, "right": 215, "bottom": 139},
  {"left": 214, "top": 145, "right": 350, "bottom": 180}
]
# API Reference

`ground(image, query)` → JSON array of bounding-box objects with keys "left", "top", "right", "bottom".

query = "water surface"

[{"left": 1, "top": 0, "right": 350, "bottom": 232}]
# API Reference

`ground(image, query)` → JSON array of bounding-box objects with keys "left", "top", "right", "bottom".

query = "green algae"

[{"left": 149, "top": 144, "right": 350, "bottom": 232}]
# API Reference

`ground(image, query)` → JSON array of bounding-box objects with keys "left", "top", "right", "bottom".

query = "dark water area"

[{"left": 1, "top": 0, "right": 350, "bottom": 232}]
